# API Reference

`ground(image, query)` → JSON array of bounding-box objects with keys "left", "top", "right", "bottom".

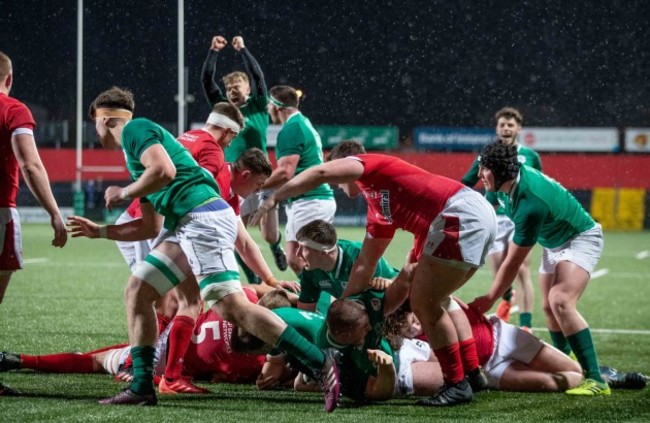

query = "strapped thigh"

[{"left": 132, "top": 249, "right": 188, "bottom": 296}]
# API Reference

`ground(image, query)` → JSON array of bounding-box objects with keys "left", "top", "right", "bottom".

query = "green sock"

[
  {"left": 276, "top": 326, "right": 324, "bottom": 370},
  {"left": 519, "top": 312, "right": 532, "bottom": 328},
  {"left": 567, "top": 328, "right": 604, "bottom": 382},
  {"left": 235, "top": 251, "right": 260, "bottom": 284},
  {"left": 130, "top": 346, "right": 156, "bottom": 394},
  {"left": 270, "top": 233, "right": 282, "bottom": 250},
  {"left": 549, "top": 330, "right": 572, "bottom": 355},
  {"left": 502, "top": 287, "right": 513, "bottom": 302}
]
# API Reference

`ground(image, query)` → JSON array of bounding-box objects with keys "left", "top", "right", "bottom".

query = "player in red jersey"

[
  {"left": 252, "top": 140, "right": 497, "bottom": 406},
  {"left": 0, "top": 51, "right": 68, "bottom": 302},
  {"left": 0, "top": 288, "right": 266, "bottom": 386},
  {"left": 0, "top": 51, "right": 68, "bottom": 395}
]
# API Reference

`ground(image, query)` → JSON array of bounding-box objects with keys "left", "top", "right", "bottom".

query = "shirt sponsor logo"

[
  {"left": 379, "top": 190, "right": 393, "bottom": 223},
  {"left": 179, "top": 133, "right": 199, "bottom": 142},
  {"left": 318, "top": 280, "right": 332, "bottom": 288}
]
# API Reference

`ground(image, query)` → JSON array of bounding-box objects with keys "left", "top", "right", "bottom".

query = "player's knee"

[
  {"left": 124, "top": 276, "right": 159, "bottom": 305},
  {"left": 548, "top": 294, "right": 575, "bottom": 318}
]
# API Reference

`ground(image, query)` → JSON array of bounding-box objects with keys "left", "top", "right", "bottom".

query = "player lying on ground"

[
  {"left": 293, "top": 219, "right": 489, "bottom": 392},
  {"left": 250, "top": 139, "right": 497, "bottom": 406},
  {"left": 0, "top": 288, "right": 272, "bottom": 387},
  {"left": 384, "top": 298, "right": 648, "bottom": 393}
]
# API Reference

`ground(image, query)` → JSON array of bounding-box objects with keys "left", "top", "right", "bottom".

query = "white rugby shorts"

[
  {"left": 0, "top": 208, "right": 22, "bottom": 271},
  {"left": 483, "top": 316, "right": 544, "bottom": 389},
  {"left": 539, "top": 224, "right": 603, "bottom": 276},
  {"left": 284, "top": 198, "right": 337, "bottom": 242},
  {"left": 422, "top": 187, "right": 497, "bottom": 268},
  {"left": 487, "top": 214, "right": 515, "bottom": 256}
]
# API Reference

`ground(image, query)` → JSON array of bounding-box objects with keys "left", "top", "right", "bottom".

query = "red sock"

[
  {"left": 164, "top": 315, "right": 195, "bottom": 381},
  {"left": 459, "top": 338, "right": 480, "bottom": 373},
  {"left": 433, "top": 343, "right": 464, "bottom": 385},
  {"left": 20, "top": 353, "right": 95, "bottom": 373}
]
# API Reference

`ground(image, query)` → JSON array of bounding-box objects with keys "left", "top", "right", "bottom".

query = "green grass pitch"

[{"left": 0, "top": 224, "right": 649, "bottom": 422}]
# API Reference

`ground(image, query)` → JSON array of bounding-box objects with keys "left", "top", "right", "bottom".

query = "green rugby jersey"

[
  {"left": 215, "top": 92, "right": 269, "bottom": 162},
  {"left": 489, "top": 166, "right": 595, "bottom": 248},
  {"left": 272, "top": 307, "right": 326, "bottom": 345},
  {"left": 463, "top": 144, "right": 542, "bottom": 215},
  {"left": 201, "top": 48, "right": 269, "bottom": 162},
  {"left": 298, "top": 239, "right": 399, "bottom": 305},
  {"left": 339, "top": 290, "right": 397, "bottom": 400},
  {"left": 273, "top": 292, "right": 396, "bottom": 400},
  {"left": 275, "top": 112, "right": 334, "bottom": 202},
  {"left": 121, "top": 118, "right": 219, "bottom": 231}
]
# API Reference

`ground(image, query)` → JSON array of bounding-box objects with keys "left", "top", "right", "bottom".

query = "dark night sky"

[{"left": 2, "top": 0, "right": 650, "bottom": 137}]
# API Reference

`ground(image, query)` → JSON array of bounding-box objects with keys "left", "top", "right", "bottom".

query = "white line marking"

[
  {"left": 531, "top": 327, "right": 650, "bottom": 336},
  {"left": 635, "top": 250, "right": 649, "bottom": 260},
  {"left": 23, "top": 258, "right": 50, "bottom": 264},
  {"left": 591, "top": 268, "right": 609, "bottom": 279}
]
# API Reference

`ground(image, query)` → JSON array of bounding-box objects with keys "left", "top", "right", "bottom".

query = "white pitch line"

[
  {"left": 23, "top": 257, "right": 50, "bottom": 264},
  {"left": 591, "top": 268, "right": 609, "bottom": 279},
  {"left": 635, "top": 250, "right": 649, "bottom": 260},
  {"left": 531, "top": 327, "right": 650, "bottom": 336}
]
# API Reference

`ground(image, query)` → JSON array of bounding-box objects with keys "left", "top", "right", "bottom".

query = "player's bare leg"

[
  {"left": 498, "top": 341, "right": 583, "bottom": 392},
  {"left": 411, "top": 257, "right": 476, "bottom": 406},
  {"left": 99, "top": 276, "right": 160, "bottom": 406},
  {"left": 260, "top": 206, "right": 287, "bottom": 272},
  {"left": 549, "top": 261, "right": 609, "bottom": 395},
  {"left": 0, "top": 272, "right": 13, "bottom": 305}
]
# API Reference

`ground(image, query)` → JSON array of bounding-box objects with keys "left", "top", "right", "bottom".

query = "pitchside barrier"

[{"left": 18, "top": 125, "right": 650, "bottom": 229}]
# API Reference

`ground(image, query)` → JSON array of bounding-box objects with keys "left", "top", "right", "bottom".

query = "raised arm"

[
  {"left": 201, "top": 36, "right": 228, "bottom": 107},
  {"left": 11, "top": 133, "right": 67, "bottom": 247},
  {"left": 232, "top": 36, "right": 267, "bottom": 97}
]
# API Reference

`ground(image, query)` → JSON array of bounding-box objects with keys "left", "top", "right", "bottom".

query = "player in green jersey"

[
  {"left": 256, "top": 85, "right": 337, "bottom": 275},
  {"left": 462, "top": 107, "right": 540, "bottom": 330},
  {"left": 236, "top": 284, "right": 413, "bottom": 402},
  {"left": 470, "top": 140, "right": 609, "bottom": 396},
  {"left": 294, "top": 219, "right": 399, "bottom": 312},
  {"left": 201, "top": 35, "right": 287, "bottom": 280},
  {"left": 89, "top": 87, "right": 341, "bottom": 411}
]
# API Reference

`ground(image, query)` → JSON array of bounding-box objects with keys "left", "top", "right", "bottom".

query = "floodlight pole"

[
  {"left": 75, "top": 0, "right": 83, "bottom": 192},
  {"left": 177, "top": 0, "right": 185, "bottom": 134}
]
